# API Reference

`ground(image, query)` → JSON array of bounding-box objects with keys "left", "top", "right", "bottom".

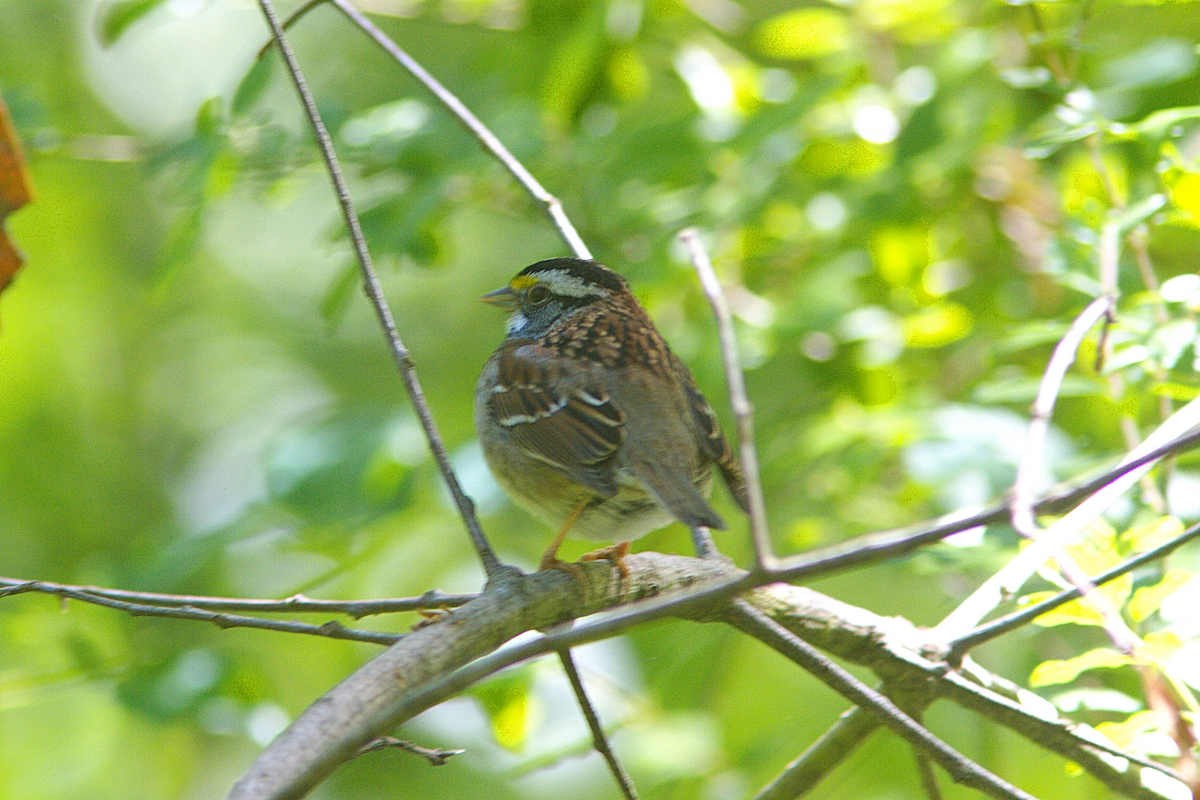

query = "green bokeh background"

[{"left": 3, "top": 0, "right": 1200, "bottom": 798}]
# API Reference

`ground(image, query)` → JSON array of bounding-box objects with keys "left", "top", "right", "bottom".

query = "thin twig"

[
  {"left": 678, "top": 228, "right": 774, "bottom": 571},
  {"left": 775, "top": 426, "right": 1200, "bottom": 585},
  {"left": 947, "top": 520, "right": 1200, "bottom": 662},
  {"left": 354, "top": 735, "right": 464, "bottom": 765},
  {"left": 254, "top": 0, "right": 502, "bottom": 579},
  {"left": 1025, "top": 3, "right": 1068, "bottom": 86},
  {"left": 557, "top": 649, "right": 639, "bottom": 799},
  {"left": 1087, "top": 131, "right": 1174, "bottom": 509},
  {"left": 325, "top": 0, "right": 592, "bottom": 260},
  {"left": 1009, "top": 294, "right": 1140, "bottom": 654},
  {"left": 725, "top": 600, "right": 1035, "bottom": 800},
  {"left": 1010, "top": 295, "right": 1113, "bottom": 538},
  {"left": 934, "top": 397, "right": 1200, "bottom": 638},
  {"left": 914, "top": 750, "right": 944, "bottom": 800},
  {"left": 0, "top": 579, "right": 401, "bottom": 645},
  {"left": 255, "top": 0, "right": 326, "bottom": 60},
  {"left": 0, "top": 578, "right": 473, "bottom": 616},
  {"left": 752, "top": 706, "right": 880, "bottom": 800}
]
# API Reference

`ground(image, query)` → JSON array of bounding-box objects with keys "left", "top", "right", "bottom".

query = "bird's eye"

[{"left": 527, "top": 284, "right": 551, "bottom": 305}]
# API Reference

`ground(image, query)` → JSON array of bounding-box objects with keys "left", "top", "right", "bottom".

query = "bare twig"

[
  {"left": 678, "top": 228, "right": 774, "bottom": 571},
  {"left": 947, "top": 519, "right": 1200, "bottom": 662},
  {"left": 1024, "top": 3, "right": 1069, "bottom": 86},
  {"left": 724, "top": 600, "right": 1035, "bottom": 800},
  {"left": 752, "top": 706, "right": 879, "bottom": 800},
  {"left": 1008, "top": 294, "right": 1140, "bottom": 654},
  {"left": 935, "top": 398, "right": 1200, "bottom": 637},
  {"left": 0, "top": 578, "right": 401, "bottom": 645},
  {"left": 0, "top": 580, "right": 474, "bottom": 616},
  {"left": 914, "top": 750, "right": 944, "bottom": 800},
  {"left": 557, "top": 649, "right": 638, "bottom": 799},
  {"left": 1010, "top": 295, "right": 1113, "bottom": 538},
  {"left": 254, "top": 0, "right": 502, "bottom": 580},
  {"left": 325, "top": 0, "right": 591, "bottom": 260},
  {"left": 354, "top": 735, "right": 464, "bottom": 766}
]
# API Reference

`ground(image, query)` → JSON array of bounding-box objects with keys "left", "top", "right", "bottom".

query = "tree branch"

[
  {"left": 0, "top": 578, "right": 402, "bottom": 645},
  {"left": 679, "top": 228, "right": 774, "bottom": 570},
  {"left": 325, "top": 0, "right": 592, "bottom": 260},
  {"left": 0, "top": 579, "right": 474, "bottom": 617},
  {"left": 557, "top": 649, "right": 638, "bottom": 799},
  {"left": 253, "top": 0, "right": 501, "bottom": 579}
]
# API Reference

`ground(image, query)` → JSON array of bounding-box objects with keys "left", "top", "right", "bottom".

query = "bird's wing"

[{"left": 488, "top": 344, "right": 624, "bottom": 497}]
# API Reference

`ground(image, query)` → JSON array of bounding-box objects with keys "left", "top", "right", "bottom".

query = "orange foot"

[{"left": 579, "top": 541, "right": 630, "bottom": 579}]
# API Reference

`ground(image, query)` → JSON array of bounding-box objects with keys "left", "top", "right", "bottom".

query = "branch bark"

[{"left": 226, "top": 553, "right": 1189, "bottom": 800}]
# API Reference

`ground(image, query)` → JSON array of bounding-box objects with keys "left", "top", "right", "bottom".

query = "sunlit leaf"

[
  {"left": 470, "top": 667, "right": 535, "bottom": 751},
  {"left": 1139, "top": 631, "right": 1184, "bottom": 663},
  {"left": 1029, "top": 648, "right": 1130, "bottom": 686},
  {"left": 1129, "top": 105, "right": 1200, "bottom": 138},
  {"left": 754, "top": 9, "right": 851, "bottom": 60},
  {"left": 1122, "top": 516, "right": 1185, "bottom": 553},
  {"left": 1168, "top": 171, "right": 1200, "bottom": 225},
  {"left": 858, "top": 0, "right": 958, "bottom": 42},
  {"left": 1031, "top": 595, "right": 1109, "bottom": 627},
  {"left": 1130, "top": 570, "right": 1194, "bottom": 621},
  {"left": 871, "top": 225, "right": 929, "bottom": 286},
  {"left": 1096, "top": 711, "right": 1163, "bottom": 751},
  {"left": 902, "top": 302, "right": 973, "bottom": 348}
]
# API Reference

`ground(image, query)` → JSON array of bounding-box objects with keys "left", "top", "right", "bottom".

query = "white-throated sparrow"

[{"left": 475, "top": 257, "right": 749, "bottom": 570}]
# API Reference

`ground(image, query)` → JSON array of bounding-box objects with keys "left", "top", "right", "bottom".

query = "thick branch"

[
  {"left": 226, "top": 554, "right": 732, "bottom": 800},
  {"left": 225, "top": 550, "right": 1190, "bottom": 800}
]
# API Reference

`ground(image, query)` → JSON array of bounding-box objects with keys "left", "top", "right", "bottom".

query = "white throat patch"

[{"left": 505, "top": 311, "right": 529, "bottom": 335}]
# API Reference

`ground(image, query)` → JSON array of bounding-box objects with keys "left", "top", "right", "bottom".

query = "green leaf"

[
  {"left": 1129, "top": 105, "right": 1200, "bottom": 138},
  {"left": 232, "top": 55, "right": 275, "bottom": 116},
  {"left": 96, "top": 0, "right": 166, "bottom": 47},
  {"left": 540, "top": 4, "right": 606, "bottom": 126},
  {"left": 1024, "top": 121, "right": 1099, "bottom": 160},
  {"left": 1129, "top": 570, "right": 1194, "bottom": 621},
  {"left": 319, "top": 261, "right": 361, "bottom": 331},
  {"left": 1029, "top": 648, "right": 1130, "bottom": 687},
  {"left": 755, "top": 9, "right": 851, "bottom": 60},
  {"left": 1112, "top": 193, "right": 1167, "bottom": 234},
  {"left": 1122, "top": 516, "right": 1185, "bottom": 552},
  {"left": 470, "top": 667, "right": 535, "bottom": 751},
  {"left": 972, "top": 375, "right": 1102, "bottom": 404}
]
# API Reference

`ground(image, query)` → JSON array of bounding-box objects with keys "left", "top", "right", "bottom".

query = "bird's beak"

[{"left": 480, "top": 285, "right": 519, "bottom": 311}]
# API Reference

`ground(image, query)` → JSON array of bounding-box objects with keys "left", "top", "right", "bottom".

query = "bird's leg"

[
  {"left": 539, "top": 498, "right": 588, "bottom": 572},
  {"left": 579, "top": 541, "right": 630, "bottom": 579}
]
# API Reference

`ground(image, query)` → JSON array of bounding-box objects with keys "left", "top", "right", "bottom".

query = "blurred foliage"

[{"left": 3, "top": 0, "right": 1200, "bottom": 798}]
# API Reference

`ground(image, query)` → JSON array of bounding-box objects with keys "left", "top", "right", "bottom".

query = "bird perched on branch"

[{"left": 475, "top": 257, "right": 749, "bottom": 572}]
